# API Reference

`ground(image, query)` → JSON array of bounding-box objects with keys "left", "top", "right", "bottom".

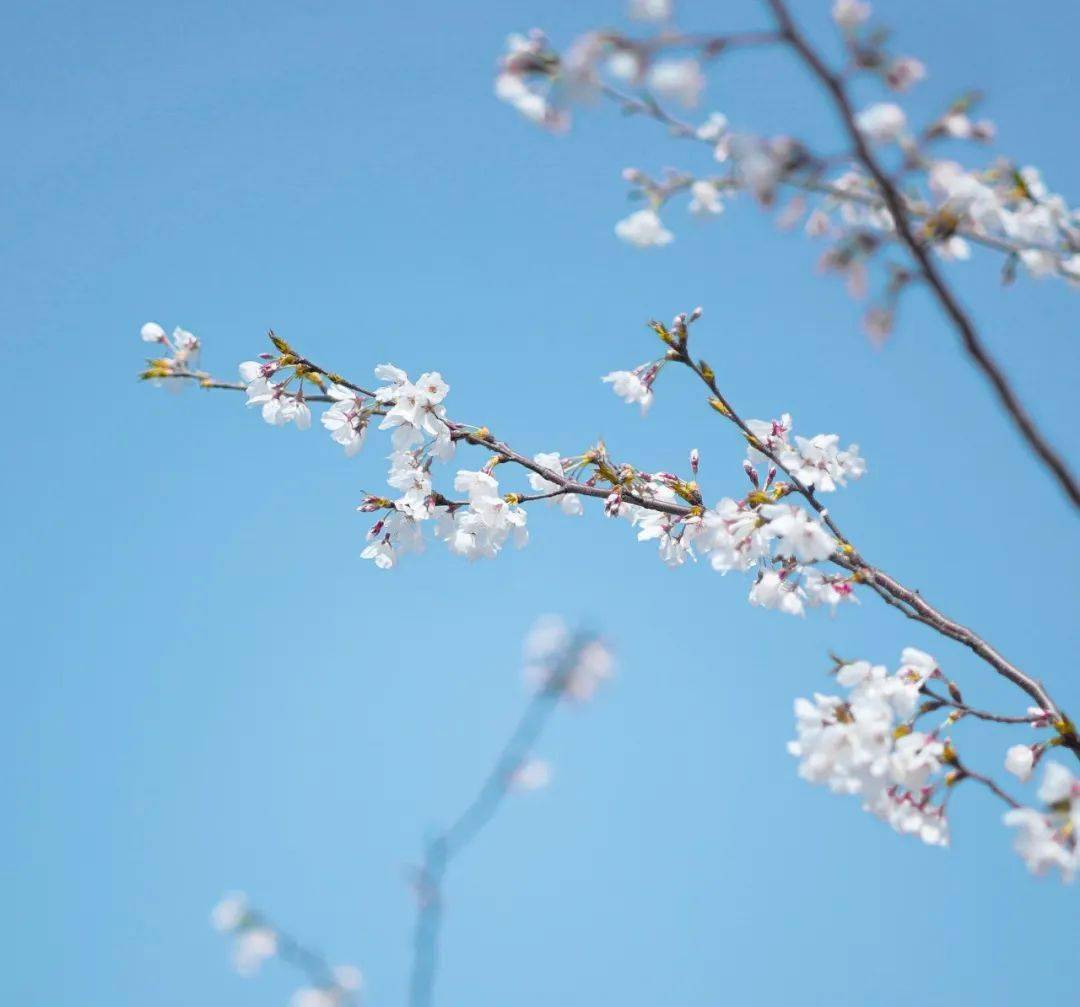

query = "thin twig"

[
  {"left": 920, "top": 685, "right": 1040, "bottom": 725},
  {"left": 952, "top": 757, "right": 1023, "bottom": 810}
]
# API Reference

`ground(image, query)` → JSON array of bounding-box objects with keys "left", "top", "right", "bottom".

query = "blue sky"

[{"left": 5, "top": 1, "right": 1079, "bottom": 1004}]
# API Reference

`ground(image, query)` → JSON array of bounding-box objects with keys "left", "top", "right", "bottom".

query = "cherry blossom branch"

[
  {"left": 501, "top": 11, "right": 1079, "bottom": 503},
  {"left": 764, "top": 0, "right": 1080, "bottom": 507},
  {"left": 604, "top": 85, "right": 1075, "bottom": 271},
  {"left": 139, "top": 336, "right": 1080, "bottom": 875},
  {"left": 409, "top": 629, "right": 610, "bottom": 1007},
  {"left": 156, "top": 369, "right": 336, "bottom": 401},
  {"left": 599, "top": 85, "right": 1071, "bottom": 269},
  {"left": 655, "top": 321, "right": 1079, "bottom": 760},
  {"left": 140, "top": 321, "right": 1079, "bottom": 763}
]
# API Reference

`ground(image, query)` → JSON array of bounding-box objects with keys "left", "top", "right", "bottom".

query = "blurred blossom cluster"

[
  {"left": 211, "top": 892, "right": 363, "bottom": 1005},
  {"left": 491, "top": 0, "right": 1080, "bottom": 339},
  {"left": 522, "top": 615, "right": 616, "bottom": 703}
]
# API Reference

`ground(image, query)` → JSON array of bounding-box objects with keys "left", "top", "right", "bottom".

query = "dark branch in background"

[
  {"left": 599, "top": 87, "right": 1072, "bottom": 272},
  {"left": 274, "top": 926, "right": 356, "bottom": 999},
  {"left": 764, "top": 0, "right": 1080, "bottom": 507},
  {"left": 408, "top": 633, "right": 598, "bottom": 1007}
]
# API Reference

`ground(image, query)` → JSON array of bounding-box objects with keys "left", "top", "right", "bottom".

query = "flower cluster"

[
  {"left": 1003, "top": 763, "right": 1079, "bottom": 883},
  {"left": 600, "top": 332, "right": 865, "bottom": 615},
  {"left": 615, "top": 471, "right": 855, "bottom": 617},
  {"left": 790, "top": 648, "right": 1080, "bottom": 882},
  {"left": 522, "top": 615, "right": 616, "bottom": 703},
  {"left": 494, "top": 30, "right": 567, "bottom": 132},
  {"left": 494, "top": 0, "right": 1080, "bottom": 332},
  {"left": 211, "top": 892, "right": 363, "bottom": 1005},
  {"left": 789, "top": 650, "right": 951, "bottom": 846},
  {"left": 138, "top": 322, "right": 201, "bottom": 384}
]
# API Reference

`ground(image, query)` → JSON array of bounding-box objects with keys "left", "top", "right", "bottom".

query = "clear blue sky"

[{"left": 5, "top": 1, "right": 1078, "bottom": 1004}]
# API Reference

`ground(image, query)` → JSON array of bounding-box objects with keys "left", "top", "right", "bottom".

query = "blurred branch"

[
  {"left": 764, "top": 0, "right": 1080, "bottom": 507},
  {"left": 408, "top": 632, "right": 602, "bottom": 1007}
]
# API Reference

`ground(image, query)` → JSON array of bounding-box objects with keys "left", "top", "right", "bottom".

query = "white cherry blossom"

[
  {"left": 647, "top": 59, "right": 704, "bottom": 108},
  {"left": 1005, "top": 744, "right": 1035, "bottom": 782},
  {"left": 615, "top": 208, "right": 674, "bottom": 248},
  {"left": 233, "top": 926, "right": 277, "bottom": 977},
  {"left": 749, "top": 569, "right": 805, "bottom": 616},
  {"left": 528, "top": 452, "right": 583, "bottom": 515},
  {"left": 628, "top": 0, "right": 672, "bottom": 22},
  {"left": 510, "top": 758, "right": 553, "bottom": 791},
  {"left": 689, "top": 180, "right": 724, "bottom": 216},
  {"left": 855, "top": 102, "right": 906, "bottom": 143},
  {"left": 211, "top": 892, "right": 248, "bottom": 932},
  {"left": 789, "top": 651, "right": 960, "bottom": 848},
  {"left": 759, "top": 504, "right": 836, "bottom": 563},
  {"left": 321, "top": 383, "right": 368, "bottom": 457},
  {"left": 602, "top": 368, "right": 654, "bottom": 412},
  {"left": 832, "top": 0, "right": 871, "bottom": 30},
  {"left": 1003, "top": 765, "right": 1079, "bottom": 882}
]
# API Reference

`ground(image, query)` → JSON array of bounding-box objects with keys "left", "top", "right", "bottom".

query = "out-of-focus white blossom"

[
  {"left": 886, "top": 56, "right": 926, "bottom": 92},
  {"left": 522, "top": 617, "right": 615, "bottom": 703},
  {"left": 647, "top": 59, "right": 704, "bottom": 108},
  {"left": 1005, "top": 744, "right": 1035, "bottom": 782},
  {"left": 211, "top": 892, "right": 248, "bottom": 932},
  {"left": 628, "top": 0, "right": 672, "bottom": 22},
  {"left": 495, "top": 32, "right": 568, "bottom": 132},
  {"left": 510, "top": 758, "right": 553, "bottom": 791},
  {"left": 333, "top": 965, "right": 363, "bottom": 992},
  {"left": 856, "top": 102, "right": 906, "bottom": 142},
  {"left": 696, "top": 112, "right": 729, "bottom": 143},
  {"left": 288, "top": 964, "right": 363, "bottom": 1007},
  {"left": 689, "top": 180, "right": 724, "bottom": 216},
  {"left": 832, "top": 0, "right": 871, "bottom": 30},
  {"left": 233, "top": 926, "right": 278, "bottom": 977},
  {"left": 1003, "top": 762, "right": 1079, "bottom": 882},
  {"left": 615, "top": 208, "right": 674, "bottom": 248},
  {"left": 523, "top": 614, "right": 572, "bottom": 665}
]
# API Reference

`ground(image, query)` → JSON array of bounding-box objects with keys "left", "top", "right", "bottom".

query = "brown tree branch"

[
  {"left": 154, "top": 336, "right": 1079, "bottom": 763},
  {"left": 764, "top": 0, "right": 1080, "bottom": 507}
]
